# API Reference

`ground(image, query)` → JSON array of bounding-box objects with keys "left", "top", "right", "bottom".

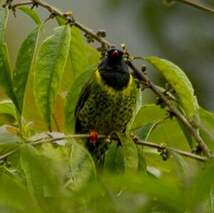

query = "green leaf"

[
  {"left": 69, "top": 27, "right": 100, "bottom": 79},
  {"left": 55, "top": 23, "right": 100, "bottom": 79},
  {"left": 56, "top": 16, "right": 66, "bottom": 26},
  {"left": 131, "top": 104, "right": 166, "bottom": 130},
  {"left": 103, "top": 173, "right": 184, "bottom": 212},
  {"left": 0, "top": 45, "right": 17, "bottom": 103},
  {"left": 117, "top": 133, "right": 138, "bottom": 172},
  {"left": 148, "top": 118, "right": 190, "bottom": 150},
  {"left": 0, "top": 100, "right": 17, "bottom": 125},
  {"left": 18, "top": 6, "right": 42, "bottom": 25},
  {"left": 34, "top": 25, "right": 71, "bottom": 129},
  {"left": 209, "top": 187, "right": 214, "bottom": 213},
  {"left": 64, "top": 66, "right": 95, "bottom": 132},
  {"left": 0, "top": 126, "right": 21, "bottom": 156},
  {"left": 137, "top": 146, "right": 147, "bottom": 173},
  {"left": 20, "top": 144, "right": 62, "bottom": 207},
  {"left": 0, "top": 173, "right": 39, "bottom": 212},
  {"left": 145, "top": 56, "right": 199, "bottom": 120},
  {"left": 199, "top": 107, "right": 214, "bottom": 149},
  {"left": 38, "top": 136, "right": 71, "bottom": 182},
  {"left": 0, "top": 7, "right": 18, "bottom": 109},
  {"left": 177, "top": 119, "right": 194, "bottom": 148},
  {"left": 132, "top": 104, "right": 168, "bottom": 143},
  {"left": 171, "top": 151, "right": 190, "bottom": 182},
  {"left": 104, "top": 141, "right": 125, "bottom": 173},
  {"left": 13, "top": 27, "right": 40, "bottom": 113},
  {"left": 135, "top": 123, "right": 154, "bottom": 140},
  {"left": 65, "top": 141, "right": 96, "bottom": 191},
  {"left": 188, "top": 160, "right": 214, "bottom": 211}
]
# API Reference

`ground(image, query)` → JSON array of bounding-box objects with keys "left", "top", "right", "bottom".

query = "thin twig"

[
  {"left": 11, "top": 1, "right": 32, "bottom": 8},
  {"left": 11, "top": 0, "right": 111, "bottom": 48},
  {"left": 0, "top": 133, "right": 106, "bottom": 161},
  {"left": 30, "top": 133, "right": 105, "bottom": 145},
  {"left": 0, "top": 149, "right": 17, "bottom": 160},
  {"left": 176, "top": 0, "right": 214, "bottom": 15},
  {"left": 134, "top": 137, "right": 208, "bottom": 162},
  {"left": 6, "top": 0, "right": 212, "bottom": 157},
  {"left": 0, "top": 134, "right": 207, "bottom": 163}
]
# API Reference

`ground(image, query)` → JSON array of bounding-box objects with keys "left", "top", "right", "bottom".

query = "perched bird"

[{"left": 75, "top": 48, "right": 139, "bottom": 166}]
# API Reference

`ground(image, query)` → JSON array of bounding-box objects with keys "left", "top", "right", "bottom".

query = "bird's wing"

[{"left": 74, "top": 77, "right": 93, "bottom": 132}]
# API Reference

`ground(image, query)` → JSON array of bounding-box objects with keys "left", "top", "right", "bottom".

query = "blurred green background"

[{"left": 6, "top": 0, "right": 214, "bottom": 110}]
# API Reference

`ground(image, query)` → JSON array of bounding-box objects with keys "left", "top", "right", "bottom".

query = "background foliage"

[{"left": 0, "top": 0, "right": 213, "bottom": 212}]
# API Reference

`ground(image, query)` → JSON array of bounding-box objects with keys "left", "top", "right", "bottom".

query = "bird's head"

[
  {"left": 98, "top": 48, "right": 128, "bottom": 73},
  {"left": 97, "top": 48, "right": 130, "bottom": 90},
  {"left": 107, "top": 48, "right": 124, "bottom": 65}
]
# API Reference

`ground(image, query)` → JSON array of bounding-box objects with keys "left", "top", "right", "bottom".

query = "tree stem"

[
  {"left": 176, "top": 0, "right": 214, "bottom": 15},
  {"left": 0, "top": 134, "right": 208, "bottom": 162},
  {"left": 134, "top": 137, "right": 208, "bottom": 162}
]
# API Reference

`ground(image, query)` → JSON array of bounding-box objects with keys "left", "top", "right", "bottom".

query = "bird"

[{"left": 75, "top": 48, "right": 139, "bottom": 167}]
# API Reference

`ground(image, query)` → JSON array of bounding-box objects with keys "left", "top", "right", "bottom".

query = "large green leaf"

[
  {"left": 0, "top": 173, "right": 39, "bottom": 212},
  {"left": 13, "top": 27, "right": 40, "bottom": 113},
  {"left": 18, "top": 6, "right": 42, "bottom": 25},
  {"left": 0, "top": 100, "right": 16, "bottom": 125},
  {"left": 187, "top": 160, "right": 214, "bottom": 212},
  {"left": 69, "top": 27, "right": 100, "bottom": 79},
  {"left": 0, "top": 8, "right": 18, "bottom": 109},
  {"left": 65, "top": 141, "right": 96, "bottom": 191},
  {"left": 131, "top": 104, "right": 166, "bottom": 130},
  {"left": 34, "top": 25, "right": 71, "bottom": 130},
  {"left": 117, "top": 133, "right": 138, "bottom": 172},
  {"left": 145, "top": 56, "right": 199, "bottom": 120},
  {"left": 20, "top": 144, "right": 62, "bottom": 209},
  {"left": 64, "top": 66, "right": 95, "bottom": 132},
  {"left": 148, "top": 118, "right": 189, "bottom": 150},
  {"left": 56, "top": 20, "right": 100, "bottom": 78},
  {"left": 102, "top": 173, "right": 184, "bottom": 212}
]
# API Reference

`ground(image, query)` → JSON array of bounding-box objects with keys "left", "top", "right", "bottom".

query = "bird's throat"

[{"left": 96, "top": 69, "right": 130, "bottom": 90}]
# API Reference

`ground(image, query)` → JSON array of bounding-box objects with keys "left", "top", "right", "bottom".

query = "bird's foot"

[{"left": 89, "top": 129, "right": 99, "bottom": 145}]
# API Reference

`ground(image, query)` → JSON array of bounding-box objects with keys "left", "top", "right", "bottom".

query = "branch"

[
  {"left": 133, "top": 136, "right": 208, "bottom": 162},
  {"left": 0, "top": 149, "right": 17, "bottom": 161},
  {"left": 31, "top": 133, "right": 106, "bottom": 145},
  {"left": 0, "top": 134, "right": 208, "bottom": 163},
  {"left": 0, "top": 133, "right": 106, "bottom": 161},
  {"left": 176, "top": 0, "right": 214, "bottom": 15},
  {"left": 7, "top": 0, "right": 211, "bottom": 157},
  {"left": 10, "top": 0, "right": 111, "bottom": 48}
]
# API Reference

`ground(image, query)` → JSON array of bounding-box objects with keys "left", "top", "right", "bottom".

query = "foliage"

[{"left": 0, "top": 1, "right": 213, "bottom": 213}]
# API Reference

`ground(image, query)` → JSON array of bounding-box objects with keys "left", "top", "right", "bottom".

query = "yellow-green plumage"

[{"left": 77, "top": 70, "right": 137, "bottom": 134}]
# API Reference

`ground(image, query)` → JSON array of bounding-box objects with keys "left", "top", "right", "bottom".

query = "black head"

[
  {"left": 107, "top": 49, "right": 124, "bottom": 65},
  {"left": 98, "top": 48, "right": 130, "bottom": 90}
]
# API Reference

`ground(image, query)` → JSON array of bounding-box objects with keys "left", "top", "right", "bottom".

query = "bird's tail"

[{"left": 86, "top": 139, "right": 109, "bottom": 169}]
